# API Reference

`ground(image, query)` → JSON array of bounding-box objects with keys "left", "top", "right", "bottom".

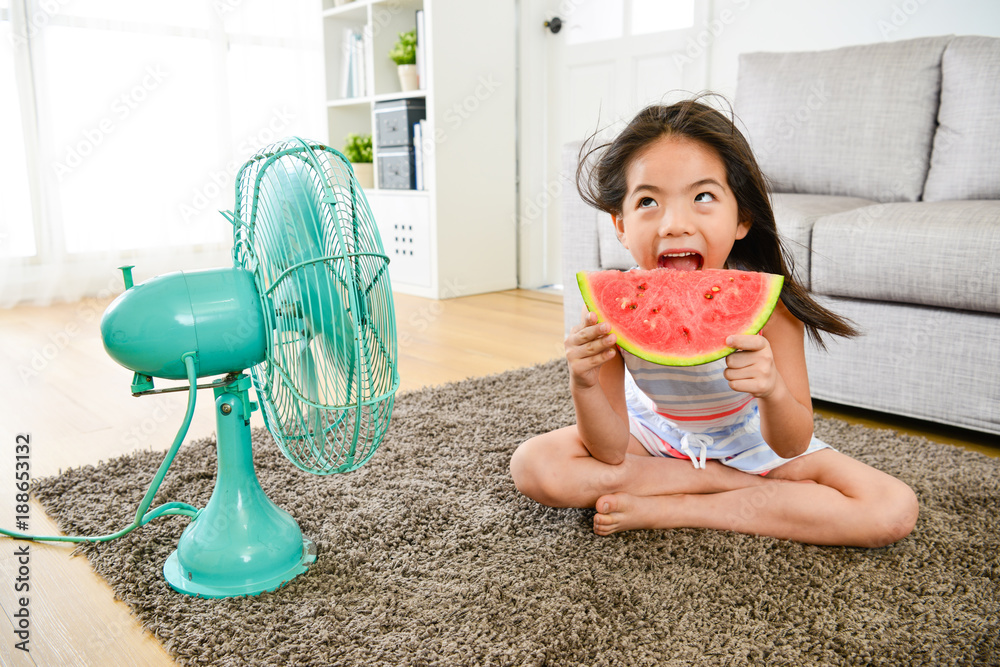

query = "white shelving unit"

[{"left": 321, "top": 0, "right": 516, "bottom": 299}]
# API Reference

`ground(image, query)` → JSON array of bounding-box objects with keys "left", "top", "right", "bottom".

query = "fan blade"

[
  {"left": 297, "top": 262, "right": 357, "bottom": 380},
  {"left": 296, "top": 340, "right": 324, "bottom": 436}
]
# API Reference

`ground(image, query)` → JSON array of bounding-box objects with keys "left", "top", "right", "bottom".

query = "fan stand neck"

[{"left": 163, "top": 377, "right": 316, "bottom": 598}]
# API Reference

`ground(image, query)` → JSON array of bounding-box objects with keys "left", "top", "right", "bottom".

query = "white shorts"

[{"left": 627, "top": 403, "right": 831, "bottom": 476}]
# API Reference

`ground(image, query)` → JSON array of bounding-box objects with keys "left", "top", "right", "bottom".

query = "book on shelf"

[
  {"left": 355, "top": 29, "right": 367, "bottom": 97},
  {"left": 414, "top": 119, "right": 424, "bottom": 191},
  {"left": 339, "top": 28, "right": 369, "bottom": 99},
  {"left": 415, "top": 9, "right": 425, "bottom": 90}
]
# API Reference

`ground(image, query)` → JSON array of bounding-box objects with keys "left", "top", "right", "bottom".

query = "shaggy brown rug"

[{"left": 34, "top": 360, "right": 1000, "bottom": 666}]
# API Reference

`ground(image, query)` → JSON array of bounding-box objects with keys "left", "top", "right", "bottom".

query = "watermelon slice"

[{"left": 577, "top": 268, "right": 784, "bottom": 366}]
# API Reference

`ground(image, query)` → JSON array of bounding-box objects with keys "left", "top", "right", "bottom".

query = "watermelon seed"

[
  {"left": 651, "top": 308, "right": 659, "bottom": 314},
  {"left": 637, "top": 283, "right": 648, "bottom": 291},
  {"left": 711, "top": 286, "right": 720, "bottom": 292},
  {"left": 704, "top": 293, "right": 714, "bottom": 299},
  {"left": 681, "top": 326, "right": 691, "bottom": 339}
]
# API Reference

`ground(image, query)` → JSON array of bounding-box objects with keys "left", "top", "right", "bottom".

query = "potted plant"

[
  {"left": 389, "top": 29, "right": 419, "bottom": 91},
  {"left": 342, "top": 133, "right": 373, "bottom": 188}
]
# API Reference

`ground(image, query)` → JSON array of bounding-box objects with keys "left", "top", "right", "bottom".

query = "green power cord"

[{"left": 0, "top": 353, "right": 201, "bottom": 543}]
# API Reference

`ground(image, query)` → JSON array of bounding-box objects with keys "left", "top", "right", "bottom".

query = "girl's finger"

[
  {"left": 577, "top": 321, "right": 610, "bottom": 343},
  {"left": 726, "top": 334, "right": 764, "bottom": 351},
  {"left": 566, "top": 328, "right": 615, "bottom": 356}
]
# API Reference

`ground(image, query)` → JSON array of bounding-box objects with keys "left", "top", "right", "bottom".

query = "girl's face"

[{"left": 613, "top": 135, "right": 749, "bottom": 271}]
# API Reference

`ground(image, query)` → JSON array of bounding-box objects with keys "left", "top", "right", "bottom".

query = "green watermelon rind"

[{"left": 577, "top": 269, "right": 785, "bottom": 367}]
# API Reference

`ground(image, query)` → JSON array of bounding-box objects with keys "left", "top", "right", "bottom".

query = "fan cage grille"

[{"left": 231, "top": 138, "right": 398, "bottom": 475}]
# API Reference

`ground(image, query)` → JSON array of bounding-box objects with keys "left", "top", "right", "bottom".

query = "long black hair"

[{"left": 577, "top": 97, "right": 857, "bottom": 344}]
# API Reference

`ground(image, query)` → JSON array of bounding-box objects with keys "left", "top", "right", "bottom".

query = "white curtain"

[{"left": 0, "top": 0, "right": 324, "bottom": 306}]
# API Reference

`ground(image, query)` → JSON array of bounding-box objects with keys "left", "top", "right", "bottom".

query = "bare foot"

[{"left": 593, "top": 493, "right": 675, "bottom": 536}]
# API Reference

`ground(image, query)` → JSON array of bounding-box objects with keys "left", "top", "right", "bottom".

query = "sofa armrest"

[{"left": 561, "top": 141, "right": 601, "bottom": 334}]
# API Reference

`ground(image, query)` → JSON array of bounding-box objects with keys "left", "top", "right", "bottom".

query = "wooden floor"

[{"left": 0, "top": 289, "right": 996, "bottom": 665}]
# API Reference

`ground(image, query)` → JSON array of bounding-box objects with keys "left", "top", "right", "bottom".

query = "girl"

[{"left": 509, "top": 99, "right": 918, "bottom": 547}]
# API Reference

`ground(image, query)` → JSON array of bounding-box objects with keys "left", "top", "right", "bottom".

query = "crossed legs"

[{"left": 509, "top": 425, "right": 918, "bottom": 547}]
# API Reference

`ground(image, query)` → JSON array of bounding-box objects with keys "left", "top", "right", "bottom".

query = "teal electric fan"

[{"left": 96, "top": 137, "right": 399, "bottom": 597}]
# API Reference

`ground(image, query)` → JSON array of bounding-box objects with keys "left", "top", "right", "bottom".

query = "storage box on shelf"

[
  {"left": 374, "top": 97, "right": 426, "bottom": 190},
  {"left": 320, "top": 0, "right": 516, "bottom": 299}
]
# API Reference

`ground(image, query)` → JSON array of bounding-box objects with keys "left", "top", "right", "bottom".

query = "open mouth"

[{"left": 658, "top": 251, "right": 703, "bottom": 271}]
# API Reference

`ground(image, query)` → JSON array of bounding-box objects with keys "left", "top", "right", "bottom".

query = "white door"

[{"left": 517, "top": 0, "right": 710, "bottom": 290}]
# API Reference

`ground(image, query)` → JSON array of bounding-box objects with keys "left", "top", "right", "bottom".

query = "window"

[
  {"left": 1, "top": 4, "right": 35, "bottom": 258},
  {"left": 564, "top": 0, "right": 695, "bottom": 45},
  {"left": 0, "top": 1, "right": 324, "bottom": 304}
]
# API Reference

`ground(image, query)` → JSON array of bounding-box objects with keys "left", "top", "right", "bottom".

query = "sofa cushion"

[
  {"left": 736, "top": 36, "right": 951, "bottom": 203},
  {"left": 810, "top": 201, "right": 1000, "bottom": 314},
  {"left": 771, "top": 193, "right": 875, "bottom": 289},
  {"left": 923, "top": 36, "right": 1000, "bottom": 202}
]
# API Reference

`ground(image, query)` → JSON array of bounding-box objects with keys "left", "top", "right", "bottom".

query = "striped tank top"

[
  {"left": 621, "top": 349, "right": 756, "bottom": 434},
  {"left": 620, "top": 348, "right": 832, "bottom": 474}
]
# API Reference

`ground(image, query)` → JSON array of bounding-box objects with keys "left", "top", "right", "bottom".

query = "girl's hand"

[
  {"left": 724, "top": 334, "right": 780, "bottom": 398},
  {"left": 565, "top": 310, "right": 617, "bottom": 390}
]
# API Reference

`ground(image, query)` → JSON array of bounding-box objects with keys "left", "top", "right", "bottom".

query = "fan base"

[{"left": 163, "top": 538, "right": 317, "bottom": 599}]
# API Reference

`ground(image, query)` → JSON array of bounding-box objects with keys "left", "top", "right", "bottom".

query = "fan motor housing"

[{"left": 101, "top": 267, "right": 267, "bottom": 379}]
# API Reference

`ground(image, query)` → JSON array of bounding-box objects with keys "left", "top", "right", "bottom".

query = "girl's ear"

[
  {"left": 612, "top": 214, "right": 629, "bottom": 248},
  {"left": 736, "top": 216, "right": 751, "bottom": 241}
]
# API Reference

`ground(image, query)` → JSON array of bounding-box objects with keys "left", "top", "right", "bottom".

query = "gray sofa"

[{"left": 560, "top": 35, "right": 1000, "bottom": 436}]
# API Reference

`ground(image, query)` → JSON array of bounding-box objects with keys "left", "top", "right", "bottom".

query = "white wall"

[{"left": 704, "top": 0, "right": 1000, "bottom": 101}]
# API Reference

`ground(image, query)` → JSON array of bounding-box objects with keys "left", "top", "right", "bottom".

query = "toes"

[
  {"left": 593, "top": 515, "right": 616, "bottom": 536},
  {"left": 594, "top": 493, "right": 628, "bottom": 536},
  {"left": 596, "top": 493, "right": 622, "bottom": 515}
]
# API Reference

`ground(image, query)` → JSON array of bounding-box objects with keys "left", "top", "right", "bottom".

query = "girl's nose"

[{"left": 657, "top": 206, "right": 694, "bottom": 236}]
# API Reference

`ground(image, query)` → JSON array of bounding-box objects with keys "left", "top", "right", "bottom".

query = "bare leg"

[
  {"left": 593, "top": 449, "right": 918, "bottom": 547},
  {"left": 509, "top": 425, "right": 774, "bottom": 509}
]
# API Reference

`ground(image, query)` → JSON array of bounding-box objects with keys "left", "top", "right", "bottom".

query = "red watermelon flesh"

[{"left": 577, "top": 268, "right": 784, "bottom": 366}]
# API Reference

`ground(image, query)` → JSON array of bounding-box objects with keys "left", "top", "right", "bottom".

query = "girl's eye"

[
  {"left": 694, "top": 192, "right": 715, "bottom": 203},
  {"left": 638, "top": 196, "right": 656, "bottom": 208}
]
